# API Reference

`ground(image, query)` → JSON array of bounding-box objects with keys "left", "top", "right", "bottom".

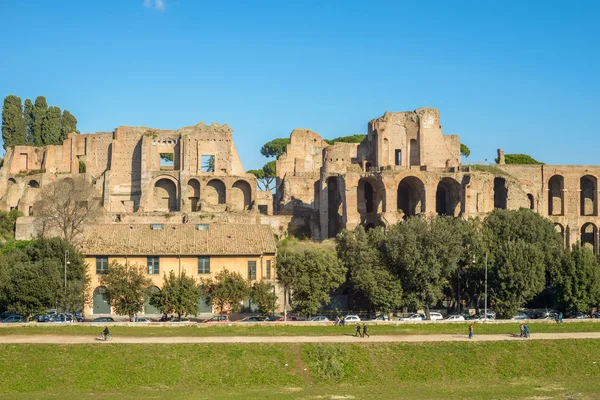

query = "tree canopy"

[
  {"left": 198, "top": 269, "right": 250, "bottom": 315},
  {"left": 502, "top": 153, "right": 544, "bottom": 165},
  {"left": 324, "top": 134, "right": 366, "bottom": 145},
  {"left": 99, "top": 261, "right": 152, "bottom": 321},
  {"left": 260, "top": 138, "right": 290, "bottom": 159},
  {"left": 150, "top": 270, "right": 200, "bottom": 319},
  {"left": 247, "top": 160, "right": 276, "bottom": 191},
  {"left": 460, "top": 143, "right": 470, "bottom": 158}
]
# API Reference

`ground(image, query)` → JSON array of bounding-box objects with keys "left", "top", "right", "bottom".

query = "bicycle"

[{"left": 96, "top": 333, "right": 113, "bottom": 342}]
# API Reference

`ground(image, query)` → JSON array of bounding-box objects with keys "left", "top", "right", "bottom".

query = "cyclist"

[{"left": 102, "top": 326, "right": 110, "bottom": 341}]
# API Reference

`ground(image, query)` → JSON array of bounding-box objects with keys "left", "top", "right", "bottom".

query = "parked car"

[
  {"left": 511, "top": 312, "right": 528, "bottom": 320},
  {"left": 344, "top": 315, "right": 361, "bottom": 323},
  {"left": 74, "top": 312, "right": 84, "bottom": 322},
  {"left": 310, "top": 316, "right": 330, "bottom": 322},
  {"left": 54, "top": 314, "right": 73, "bottom": 323},
  {"left": 370, "top": 315, "right": 389, "bottom": 321},
  {"left": 31, "top": 314, "right": 51, "bottom": 323},
  {"left": 429, "top": 312, "right": 443, "bottom": 321},
  {"left": 1, "top": 315, "right": 26, "bottom": 323},
  {"left": 593, "top": 311, "right": 600, "bottom": 319},
  {"left": 92, "top": 317, "right": 115, "bottom": 323},
  {"left": 170, "top": 317, "right": 191, "bottom": 323},
  {"left": 277, "top": 316, "right": 298, "bottom": 322},
  {"left": 135, "top": 318, "right": 152, "bottom": 323},
  {"left": 566, "top": 312, "right": 590, "bottom": 319},
  {"left": 240, "top": 316, "right": 266, "bottom": 322},
  {"left": 445, "top": 314, "right": 465, "bottom": 321},
  {"left": 202, "top": 315, "right": 230, "bottom": 323},
  {"left": 400, "top": 313, "right": 425, "bottom": 322}
]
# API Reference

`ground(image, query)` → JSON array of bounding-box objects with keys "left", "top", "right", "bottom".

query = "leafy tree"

[
  {"left": 247, "top": 160, "right": 276, "bottom": 191},
  {"left": 60, "top": 110, "right": 78, "bottom": 141},
  {"left": 250, "top": 280, "right": 278, "bottom": 315},
  {"left": 23, "top": 99, "right": 34, "bottom": 144},
  {"left": 2, "top": 95, "right": 26, "bottom": 149},
  {"left": 336, "top": 226, "right": 402, "bottom": 314},
  {"left": 460, "top": 143, "right": 470, "bottom": 158},
  {"left": 99, "top": 261, "right": 152, "bottom": 321},
  {"left": 33, "top": 176, "right": 101, "bottom": 243},
  {"left": 150, "top": 271, "right": 200, "bottom": 319},
  {"left": 31, "top": 96, "right": 48, "bottom": 146},
  {"left": 41, "top": 106, "right": 62, "bottom": 145},
  {"left": 277, "top": 248, "right": 346, "bottom": 317},
  {"left": 324, "top": 134, "right": 366, "bottom": 145},
  {"left": 203, "top": 155, "right": 215, "bottom": 172},
  {"left": 499, "top": 153, "right": 544, "bottom": 165},
  {"left": 555, "top": 244, "right": 600, "bottom": 312},
  {"left": 198, "top": 269, "right": 250, "bottom": 315},
  {"left": 260, "top": 138, "right": 290, "bottom": 159},
  {"left": 0, "top": 209, "right": 23, "bottom": 248}
]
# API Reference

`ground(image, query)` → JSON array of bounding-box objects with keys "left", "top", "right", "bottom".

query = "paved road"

[{"left": 1, "top": 332, "right": 600, "bottom": 344}]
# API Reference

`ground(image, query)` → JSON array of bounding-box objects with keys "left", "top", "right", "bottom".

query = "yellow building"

[{"left": 80, "top": 223, "right": 277, "bottom": 316}]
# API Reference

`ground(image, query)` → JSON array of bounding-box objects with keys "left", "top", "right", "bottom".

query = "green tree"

[
  {"left": 0, "top": 209, "right": 23, "bottom": 248},
  {"left": 324, "top": 134, "right": 366, "bottom": 145},
  {"left": 556, "top": 244, "right": 600, "bottom": 312},
  {"left": 203, "top": 155, "right": 215, "bottom": 172},
  {"left": 60, "top": 110, "right": 78, "bottom": 141},
  {"left": 23, "top": 99, "right": 34, "bottom": 144},
  {"left": 31, "top": 96, "right": 48, "bottom": 146},
  {"left": 41, "top": 106, "right": 62, "bottom": 145},
  {"left": 198, "top": 269, "right": 250, "bottom": 315},
  {"left": 150, "top": 270, "right": 200, "bottom": 319},
  {"left": 336, "top": 226, "right": 402, "bottom": 314},
  {"left": 260, "top": 138, "right": 290, "bottom": 159},
  {"left": 99, "top": 261, "right": 152, "bottom": 321},
  {"left": 250, "top": 280, "right": 278, "bottom": 315},
  {"left": 460, "top": 143, "right": 470, "bottom": 158},
  {"left": 499, "top": 153, "right": 544, "bottom": 165},
  {"left": 2, "top": 95, "right": 27, "bottom": 149},
  {"left": 277, "top": 248, "right": 346, "bottom": 317},
  {"left": 247, "top": 160, "right": 276, "bottom": 191}
]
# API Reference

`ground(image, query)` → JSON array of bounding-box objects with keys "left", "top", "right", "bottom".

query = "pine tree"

[
  {"left": 60, "top": 110, "right": 78, "bottom": 141},
  {"left": 1, "top": 95, "right": 26, "bottom": 149},
  {"left": 41, "top": 106, "right": 62, "bottom": 145},
  {"left": 32, "top": 96, "right": 48, "bottom": 146},
  {"left": 23, "top": 99, "right": 34, "bottom": 144}
]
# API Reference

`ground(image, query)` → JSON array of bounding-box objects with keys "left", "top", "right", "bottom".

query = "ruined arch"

[
  {"left": 206, "top": 179, "right": 226, "bottom": 206},
  {"left": 548, "top": 175, "right": 564, "bottom": 216},
  {"left": 397, "top": 176, "right": 425, "bottom": 218},
  {"left": 327, "top": 176, "right": 343, "bottom": 238},
  {"left": 357, "top": 178, "right": 385, "bottom": 229},
  {"left": 153, "top": 177, "right": 178, "bottom": 212},
  {"left": 580, "top": 175, "right": 597, "bottom": 216},
  {"left": 581, "top": 223, "right": 597, "bottom": 253},
  {"left": 187, "top": 179, "right": 200, "bottom": 211},
  {"left": 527, "top": 194, "right": 535, "bottom": 210},
  {"left": 493, "top": 177, "right": 507, "bottom": 209},
  {"left": 435, "top": 177, "right": 461, "bottom": 216},
  {"left": 27, "top": 180, "right": 39, "bottom": 188},
  {"left": 555, "top": 223, "right": 565, "bottom": 247},
  {"left": 8, "top": 178, "right": 16, "bottom": 184},
  {"left": 409, "top": 139, "right": 419, "bottom": 166},
  {"left": 231, "top": 180, "right": 252, "bottom": 211}
]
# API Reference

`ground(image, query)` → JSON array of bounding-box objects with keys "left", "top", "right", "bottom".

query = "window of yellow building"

[
  {"left": 96, "top": 257, "right": 108, "bottom": 275},
  {"left": 248, "top": 261, "right": 256, "bottom": 280},
  {"left": 198, "top": 257, "right": 210, "bottom": 274},
  {"left": 147, "top": 257, "right": 159, "bottom": 275},
  {"left": 266, "top": 260, "right": 271, "bottom": 279}
]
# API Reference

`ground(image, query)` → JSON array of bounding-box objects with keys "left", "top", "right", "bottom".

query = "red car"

[
  {"left": 202, "top": 315, "right": 230, "bottom": 323},
  {"left": 277, "top": 316, "right": 298, "bottom": 322}
]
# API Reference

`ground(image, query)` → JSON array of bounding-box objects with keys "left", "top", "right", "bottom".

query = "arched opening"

[
  {"left": 27, "top": 180, "right": 39, "bottom": 188},
  {"left": 493, "top": 177, "right": 508, "bottom": 209},
  {"left": 187, "top": 179, "right": 200, "bottom": 211},
  {"left": 144, "top": 286, "right": 161, "bottom": 314},
  {"left": 409, "top": 139, "right": 419, "bottom": 166},
  {"left": 435, "top": 177, "right": 461, "bottom": 216},
  {"left": 527, "top": 194, "right": 535, "bottom": 210},
  {"left": 93, "top": 286, "right": 110, "bottom": 314},
  {"left": 397, "top": 176, "right": 425, "bottom": 218},
  {"left": 548, "top": 175, "right": 564, "bottom": 216},
  {"left": 580, "top": 175, "right": 597, "bottom": 216},
  {"left": 153, "top": 178, "right": 178, "bottom": 212},
  {"left": 8, "top": 178, "right": 16, "bottom": 184},
  {"left": 206, "top": 179, "right": 226, "bottom": 206},
  {"left": 231, "top": 180, "right": 252, "bottom": 211},
  {"left": 198, "top": 297, "right": 212, "bottom": 313},
  {"left": 581, "top": 223, "right": 597, "bottom": 253},
  {"left": 555, "top": 223, "right": 565, "bottom": 248},
  {"left": 327, "top": 177, "right": 343, "bottom": 238},
  {"left": 357, "top": 178, "right": 385, "bottom": 229}
]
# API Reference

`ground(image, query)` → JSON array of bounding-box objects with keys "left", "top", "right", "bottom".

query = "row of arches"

[
  {"left": 554, "top": 222, "right": 600, "bottom": 253},
  {"left": 152, "top": 177, "right": 252, "bottom": 212},
  {"left": 548, "top": 175, "right": 597, "bottom": 217}
]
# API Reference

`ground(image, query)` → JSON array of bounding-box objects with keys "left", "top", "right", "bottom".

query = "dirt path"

[{"left": 1, "top": 332, "right": 600, "bottom": 344}]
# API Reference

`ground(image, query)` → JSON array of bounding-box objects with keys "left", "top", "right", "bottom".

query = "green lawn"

[
  {"left": 1, "top": 340, "right": 600, "bottom": 399},
  {"left": 0, "top": 321, "right": 599, "bottom": 337}
]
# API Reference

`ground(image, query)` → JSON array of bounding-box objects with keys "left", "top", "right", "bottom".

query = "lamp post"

[
  {"left": 484, "top": 252, "right": 488, "bottom": 321},
  {"left": 64, "top": 250, "right": 70, "bottom": 312}
]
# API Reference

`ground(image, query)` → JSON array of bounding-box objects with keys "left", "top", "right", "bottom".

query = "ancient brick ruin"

[{"left": 0, "top": 107, "right": 596, "bottom": 251}]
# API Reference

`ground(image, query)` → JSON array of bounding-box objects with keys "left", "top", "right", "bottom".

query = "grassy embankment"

[
  {"left": 1, "top": 340, "right": 599, "bottom": 399},
  {"left": 0, "top": 321, "right": 599, "bottom": 336}
]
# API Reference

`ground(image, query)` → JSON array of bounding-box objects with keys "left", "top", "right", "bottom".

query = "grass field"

[
  {"left": 1, "top": 321, "right": 599, "bottom": 337},
  {"left": 1, "top": 340, "right": 600, "bottom": 399}
]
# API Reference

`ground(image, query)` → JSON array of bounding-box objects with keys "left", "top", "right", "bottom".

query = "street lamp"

[{"left": 64, "top": 250, "right": 70, "bottom": 312}]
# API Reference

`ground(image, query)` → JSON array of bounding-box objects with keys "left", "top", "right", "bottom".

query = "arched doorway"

[
  {"left": 357, "top": 178, "right": 385, "bottom": 229},
  {"left": 93, "top": 286, "right": 110, "bottom": 314},
  {"left": 231, "top": 180, "right": 252, "bottom": 211},
  {"left": 327, "top": 177, "right": 343, "bottom": 238},
  {"left": 153, "top": 178, "right": 178, "bottom": 212},
  {"left": 397, "top": 176, "right": 425, "bottom": 218},
  {"left": 581, "top": 223, "right": 597, "bottom": 253},
  {"left": 198, "top": 297, "right": 212, "bottom": 313},
  {"left": 206, "top": 179, "right": 226, "bottom": 206},
  {"left": 527, "top": 194, "right": 535, "bottom": 210},
  {"left": 435, "top": 177, "right": 461, "bottom": 216},
  {"left": 548, "top": 175, "right": 564, "bottom": 216},
  {"left": 555, "top": 223, "right": 565, "bottom": 248},
  {"left": 493, "top": 177, "right": 507, "bottom": 209},
  {"left": 580, "top": 175, "right": 597, "bottom": 216},
  {"left": 144, "top": 286, "right": 161, "bottom": 315},
  {"left": 187, "top": 179, "right": 200, "bottom": 211}
]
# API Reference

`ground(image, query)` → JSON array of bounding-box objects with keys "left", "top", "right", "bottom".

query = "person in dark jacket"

[{"left": 362, "top": 324, "right": 369, "bottom": 338}]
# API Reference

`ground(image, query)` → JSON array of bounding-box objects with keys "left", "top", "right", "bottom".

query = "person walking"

[
  {"left": 554, "top": 313, "right": 559, "bottom": 323},
  {"left": 362, "top": 324, "right": 369, "bottom": 338},
  {"left": 355, "top": 324, "right": 362, "bottom": 337},
  {"left": 519, "top": 323, "right": 525, "bottom": 338},
  {"left": 524, "top": 323, "right": 530, "bottom": 338},
  {"left": 559, "top": 312, "right": 563, "bottom": 324},
  {"left": 468, "top": 324, "right": 473, "bottom": 339}
]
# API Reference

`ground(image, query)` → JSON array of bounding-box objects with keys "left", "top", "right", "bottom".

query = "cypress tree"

[
  {"left": 32, "top": 96, "right": 48, "bottom": 146},
  {"left": 23, "top": 99, "right": 34, "bottom": 144},
  {"left": 1, "top": 95, "right": 26, "bottom": 149},
  {"left": 41, "top": 106, "right": 62, "bottom": 145},
  {"left": 60, "top": 110, "right": 78, "bottom": 141}
]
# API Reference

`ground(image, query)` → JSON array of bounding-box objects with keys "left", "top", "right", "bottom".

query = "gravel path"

[{"left": 2, "top": 332, "right": 600, "bottom": 344}]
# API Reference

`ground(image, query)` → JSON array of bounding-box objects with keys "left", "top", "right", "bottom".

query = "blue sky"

[{"left": 1, "top": 0, "right": 599, "bottom": 169}]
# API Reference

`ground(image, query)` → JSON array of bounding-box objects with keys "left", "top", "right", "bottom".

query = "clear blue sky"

[{"left": 1, "top": 0, "right": 599, "bottom": 169}]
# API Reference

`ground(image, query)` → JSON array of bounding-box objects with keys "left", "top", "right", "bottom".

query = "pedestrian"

[
  {"left": 468, "top": 324, "right": 473, "bottom": 339},
  {"left": 559, "top": 312, "right": 563, "bottom": 324},
  {"left": 524, "top": 323, "right": 530, "bottom": 338},
  {"left": 355, "top": 324, "right": 362, "bottom": 337},
  {"left": 362, "top": 324, "right": 369, "bottom": 338},
  {"left": 519, "top": 323, "right": 524, "bottom": 338},
  {"left": 335, "top": 316, "right": 340, "bottom": 326},
  {"left": 554, "top": 313, "right": 559, "bottom": 324}
]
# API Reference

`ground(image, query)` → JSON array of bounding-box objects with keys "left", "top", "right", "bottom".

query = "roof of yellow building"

[{"left": 80, "top": 224, "right": 277, "bottom": 256}]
